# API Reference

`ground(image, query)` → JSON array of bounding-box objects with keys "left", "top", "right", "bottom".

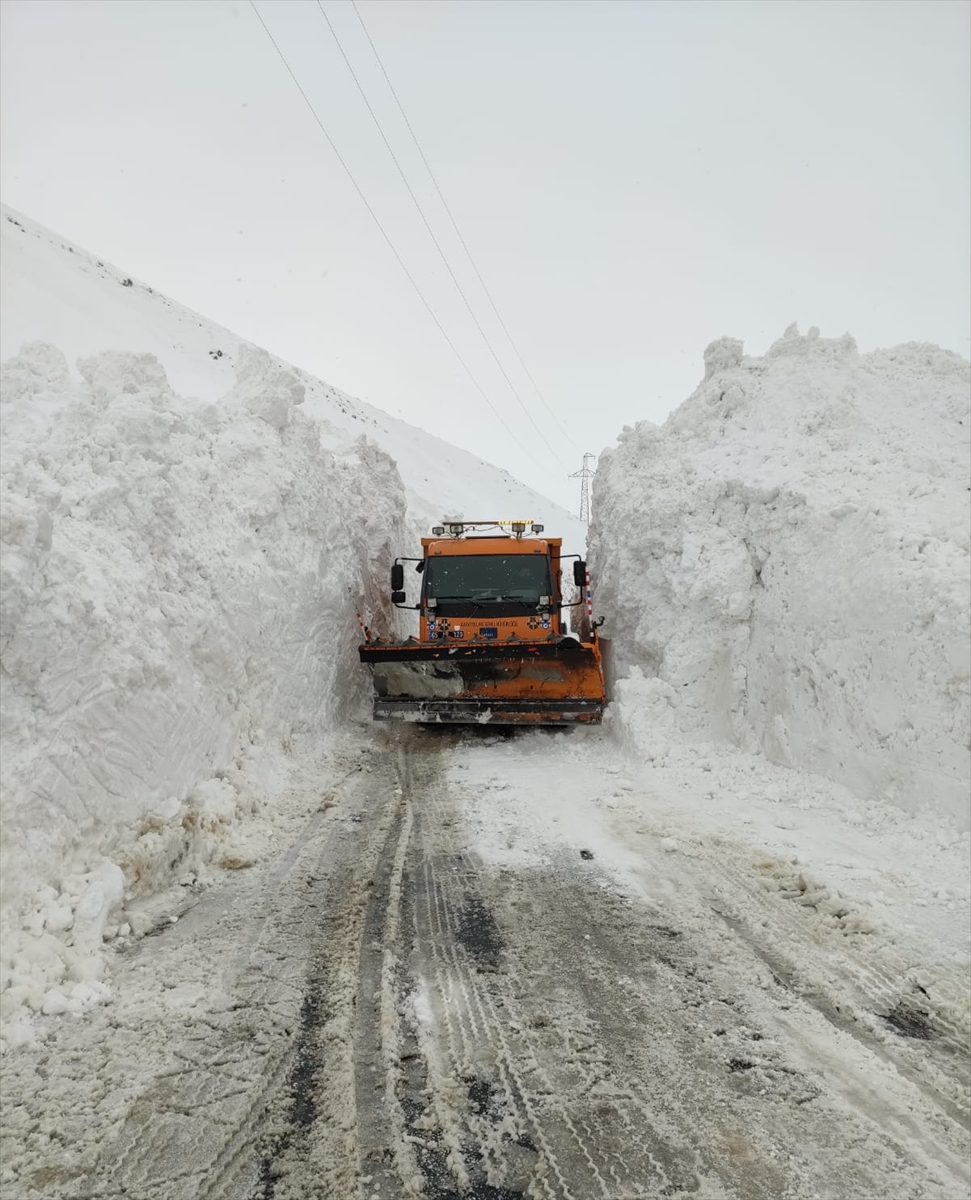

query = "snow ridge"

[
  {"left": 590, "top": 325, "right": 971, "bottom": 828},
  {"left": 0, "top": 341, "right": 406, "bottom": 1038}
]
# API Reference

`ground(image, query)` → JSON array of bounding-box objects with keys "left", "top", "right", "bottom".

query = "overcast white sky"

[{"left": 1, "top": 0, "right": 968, "bottom": 509}]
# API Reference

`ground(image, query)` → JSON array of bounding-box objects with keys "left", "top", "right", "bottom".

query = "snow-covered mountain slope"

[
  {"left": 0, "top": 205, "right": 580, "bottom": 537},
  {"left": 590, "top": 325, "right": 971, "bottom": 829}
]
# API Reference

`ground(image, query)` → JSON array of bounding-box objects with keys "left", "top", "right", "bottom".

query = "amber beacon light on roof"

[{"left": 358, "top": 521, "right": 606, "bottom": 725}]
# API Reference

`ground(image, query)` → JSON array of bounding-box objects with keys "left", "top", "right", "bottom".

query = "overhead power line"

[
  {"left": 249, "top": 0, "right": 533, "bottom": 459},
  {"left": 351, "top": 0, "right": 577, "bottom": 455},
  {"left": 317, "top": 0, "right": 564, "bottom": 467}
]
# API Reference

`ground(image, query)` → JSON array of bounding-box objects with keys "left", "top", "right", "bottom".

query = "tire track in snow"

[
  {"left": 699, "top": 853, "right": 971, "bottom": 1129},
  {"left": 389, "top": 730, "right": 970, "bottom": 1199},
  {"left": 243, "top": 754, "right": 417, "bottom": 1200},
  {"left": 390, "top": 735, "right": 704, "bottom": 1199},
  {"left": 35, "top": 802, "right": 343, "bottom": 1200},
  {"left": 11, "top": 732, "right": 967, "bottom": 1200},
  {"left": 392, "top": 742, "right": 560, "bottom": 1199},
  {"left": 3, "top": 752, "right": 402, "bottom": 1200}
]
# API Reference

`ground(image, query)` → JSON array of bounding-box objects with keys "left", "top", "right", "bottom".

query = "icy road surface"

[{"left": 2, "top": 730, "right": 969, "bottom": 1200}]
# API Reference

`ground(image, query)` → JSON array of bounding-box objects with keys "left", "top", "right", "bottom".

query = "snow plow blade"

[{"left": 359, "top": 639, "right": 605, "bottom": 726}]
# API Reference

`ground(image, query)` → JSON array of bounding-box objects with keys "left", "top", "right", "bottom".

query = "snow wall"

[
  {"left": 0, "top": 342, "right": 407, "bottom": 1023},
  {"left": 590, "top": 326, "right": 971, "bottom": 830}
]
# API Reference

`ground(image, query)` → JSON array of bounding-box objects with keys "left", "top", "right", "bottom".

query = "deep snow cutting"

[{"left": 359, "top": 521, "right": 606, "bottom": 725}]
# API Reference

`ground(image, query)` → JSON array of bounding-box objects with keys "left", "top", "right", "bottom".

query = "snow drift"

[
  {"left": 590, "top": 325, "right": 971, "bottom": 829},
  {"left": 0, "top": 340, "right": 406, "bottom": 1030}
]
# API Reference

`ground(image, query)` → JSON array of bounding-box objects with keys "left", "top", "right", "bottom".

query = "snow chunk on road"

[
  {"left": 69, "top": 862, "right": 126, "bottom": 972},
  {"left": 591, "top": 326, "right": 971, "bottom": 828}
]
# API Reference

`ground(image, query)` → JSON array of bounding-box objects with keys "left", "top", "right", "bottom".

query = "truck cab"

[
  {"left": 417, "top": 530, "right": 566, "bottom": 644},
  {"left": 364, "top": 520, "right": 604, "bottom": 725}
]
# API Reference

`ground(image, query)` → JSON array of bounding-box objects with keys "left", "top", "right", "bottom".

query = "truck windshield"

[{"left": 425, "top": 554, "right": 552, "bottom": 614}]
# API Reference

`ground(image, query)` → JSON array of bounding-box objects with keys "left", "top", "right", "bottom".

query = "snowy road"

[{"left": 2, "top": 729, "right": 969, "bottom": 1200}]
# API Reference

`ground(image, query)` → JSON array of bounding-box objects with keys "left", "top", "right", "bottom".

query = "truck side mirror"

[
  {"left": 573, "top": 560, "right": 586, "bottom": 587},
  {"left": 391, "top": 590, "right": 406, "bottom": 604},
  {"left": 391, "top": 563, "right": 404, "bottom": 590}
]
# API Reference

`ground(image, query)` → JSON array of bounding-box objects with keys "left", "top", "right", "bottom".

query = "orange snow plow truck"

[{"left": 359, "top": 520, "right": 605, "bottom": 725}]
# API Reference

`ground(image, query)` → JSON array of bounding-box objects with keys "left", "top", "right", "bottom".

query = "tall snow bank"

[
  {"left": 0, "top": 343, "right": 406, "bottom": 1033},
  {"left": 591, "top": 325, "right": 971, "bottom": 828}
]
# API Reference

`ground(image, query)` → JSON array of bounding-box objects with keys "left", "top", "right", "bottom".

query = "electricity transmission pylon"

[{"left": 569, "top": 453, "right": 597, "bottom": 522}]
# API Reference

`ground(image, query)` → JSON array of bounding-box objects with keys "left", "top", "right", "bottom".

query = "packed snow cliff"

[
  {"left": 0, "top": 342, "right": 406, "bottom": 1036},
  {"left": 590, "top": 325, "right": 971, "bottom": 829}
]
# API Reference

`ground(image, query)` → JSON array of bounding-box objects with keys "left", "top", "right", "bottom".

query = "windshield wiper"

[{"left": 429, "top": 596, "right": 495, "bottom": 618}]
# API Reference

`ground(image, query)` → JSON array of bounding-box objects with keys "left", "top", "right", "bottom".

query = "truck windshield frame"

[{"left": 423, "top": 554, "right": 553, "bottom": 617}]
